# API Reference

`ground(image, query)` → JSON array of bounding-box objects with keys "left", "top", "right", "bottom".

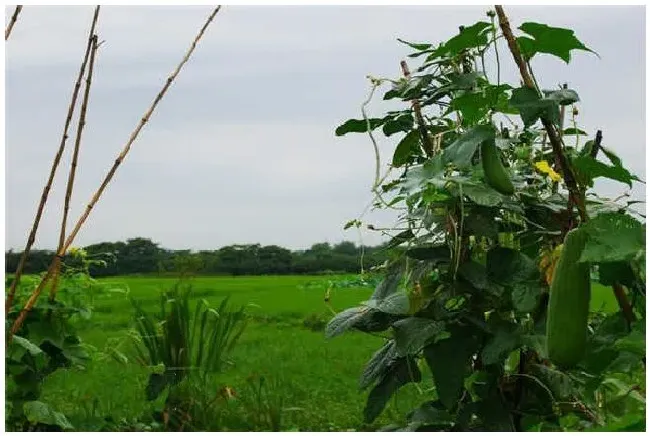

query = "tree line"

[{"left": 5, "top": 237, "right": 392, "bottom": 277}]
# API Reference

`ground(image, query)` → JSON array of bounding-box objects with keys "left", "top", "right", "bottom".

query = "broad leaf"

[
  {"left": 458, "top": 261, "right": 489, "bottom": 290},
  {"left": 370, "top": 263, "right": 403, "bottom": 300},
  {"left": 510, "top": 87, "right": 560, "bottom": 126},
  {"left": 460, "top": 182, "right": 505, "bottom": 207},
  {"left": 481, "top": 330, "right": 520, "bottom": 365},
  {"left": 511, "top": 282, "right": 541, "bottom": 313},
  {"left": 543, "top": 88, "right": 580, "bottom": 105},
  {"left": 360, "top": 340, "right": 398, "bottom": 390},
  {"left": 363, "top": 357, "right": 422, "bottom": 423},
  {"left": 365, "top": 291, "right": 410, "bottom": 315},
  {"left": 435, "top": 22, "right": 491, "bottom": 57},
  {"left": 579, "top": 213, "right": 645, "bottom": 263},
  {"left": 443, "top": 124, "right": 495, "bottom": 168},
  {"left": 12, "top": 335, "right": 44, "bottom": 357},
  {"left": 573, "top": 155, "right": 637, "bottom": 188},
  {"left": 393, "top": 317, "right": 446, "bottom": 356},
  {"left": 487, "top": 247, "right": 538, "bottom": 284},
  {"left": 405, "top": 244, "right": 450, "bottom": 262},
  {"left": 614, "top": 329, "right": 645, "bottom": 356},
  {"left": 23, "top": 401, "right": 74, "bottom": 430},
  {"left": 397, "top": 38, "right": 432, "bottom": 51},
  {"left": 518, "top": 22, "right": 596, "bottom": 63},
  {"left": 424, "top": 329, "right": 478, "bottom": 409},
  {"left": 383, "top": 113, "right": 415, "bottom": 137},
  {"left": 598, "top": 261, "right": 638, "bottom": 288},
  {"left": 335, "top": 117, "right": 387, "bottom": 136},
  {"left": 386, "top": 229, "right": 415, "bottom": 249},
  {"left": 325, "top": 306, "right": 369, "bottom": 338},
  {"left": 392, "top": 130, "right": 421, "bottom": 167}
]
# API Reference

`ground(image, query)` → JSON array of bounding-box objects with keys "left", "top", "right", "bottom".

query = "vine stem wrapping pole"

[
  {"left": 8, "top": 6, "right": 223, "bottom": 343},
  {"left": 493, "top": 5, "right": 635, "bottom": 326},
  {"left": 49, "top": 34, "right": 100, "bottom": 302},
  {"left": 5, "top": 5, "right": 100, "bottom": 316},
  {"left": 399, "top": 60, "right": 434, "bottom": 157},
  {"left": 5, "top": 5, "right": 23, "bottom": 40}
]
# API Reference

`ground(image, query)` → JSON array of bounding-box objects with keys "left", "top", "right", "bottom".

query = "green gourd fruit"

[
  {"left": 481, "top": 139, "right": 515, "bottom": 195},
  {"left": 545, "top": 228, "right": 591, "bottom": 368}
]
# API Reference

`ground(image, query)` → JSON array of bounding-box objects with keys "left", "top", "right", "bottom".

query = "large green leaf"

[
  {"left": 435, "top": 22, "right": 491, "bottom": 57},
  {"left": 370, "top": 263, "right": 403, "bottom": 300},
  {"left": 458, "top": 261, "right": 489, "bottom": 290},
  {"left": 397, "top": 38, "right": 433, "bottom": 51},
  {"left": 543, "top": 88, "right": 580, "bottom": 105},
  {"left": 392, "top": 130, "right": 421, "bottom": 167},
  {"left": 573, "top": 155, "right": 637, "bottom": 188},
  {"left": 359, "top": 340, "right": 398, "bottom": 391},
  {"left": 442, "top": 124, "right": 495, "bottom": 168},
  {"left": 481, "top": 330, "right": 520, "bottom": 365},
  {"left": 335, "top": 117, "right": 388, "bottom": 136},
  {"left": 424, "top": 330, "right": 478, "bottom": 409},
  {"left": 614, "top": 329, "right": 645, "bottom": 356},
  {"left": 486, "top": 247, "right": 538, "bottom": 284},
  {"left": 383, "top": 113, "right": 415, "bottom": 137},
  {"left": 460, "top": 182, "right": 505, "bottom": 207},
  {"left": 365, "top": 291, "right": 410, "bottom": 315},
  {"left": 511, "top": 282, "right": 541, "bottom": 313},
  {"left": 363, "top": 357, "right": 422, "bottom": 423},
  {"left": 405, "top": 244, "right": 450, "bottom": 262},
  {"left": 393, "top": 317, "right": 446, "bottom": 356},
  {"left": 598, "top": 261, "right": 637, "bottom": 288},
  {"left": 325, "top": 306, "right": 370, "bottom": 338},
  {"left": 579, "top": 213, "right": 645, "bottom": 263},
  {"left": 510, "top": 87, "right": 560, "bottom": 126},
  {"left": 23, "top": 401, "right": 74, "bottom": 430},
  {"left": 518, "top": 22, "right": 596, "bottom": 63}
]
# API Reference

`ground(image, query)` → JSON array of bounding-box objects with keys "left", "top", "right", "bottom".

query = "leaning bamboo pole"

[
  {"left": 5, "top": 6, "right": 101, "bottom": 315},
  {"left": 8, "top": 6, "right": 223, "bottom": 342}
]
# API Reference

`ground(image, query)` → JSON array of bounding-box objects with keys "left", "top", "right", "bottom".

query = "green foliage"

[
  {"left": 130, "top": 284, "right": 247, "bottom": 400},
  {"left": 5, "top": 249, "right": 118, "bottom": 431},
  {"left": 332, "top": 7, "right": 645, "bottom": 432}
]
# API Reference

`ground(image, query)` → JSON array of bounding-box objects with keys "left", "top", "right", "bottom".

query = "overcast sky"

[{"left": 5, "top": 5, "right": 646, "bottom": 251}]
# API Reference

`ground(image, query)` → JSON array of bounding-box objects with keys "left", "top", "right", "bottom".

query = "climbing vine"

[{"left": 329, "top": 6, "right": 645, "bottom": 431}]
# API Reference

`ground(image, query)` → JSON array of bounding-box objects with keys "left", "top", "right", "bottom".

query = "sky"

[{"left": 5, "top": 5, "right": 646, "bottom": 252}]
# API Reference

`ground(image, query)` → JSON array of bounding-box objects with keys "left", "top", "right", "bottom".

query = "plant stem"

[
  {"left": 5, "top": 5, "right": 100, "bottom": 316},
  {"left": 49, "top": 34, "right": 100, "bottom": 302},
  {"left": 8, "top": 6, "right": 223, "bottom": 343},
  {"left": 494, "top": 5, "right": 585, "bottom": 221},
  {"left": 400, "top": 60, "right": 434, "bottom": 157},
  {"left": 5, "top": 5, "right": 23, "bottom": 40}
]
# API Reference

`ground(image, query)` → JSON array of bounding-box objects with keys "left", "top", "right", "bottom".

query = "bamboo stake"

[
  {"left": 494, "top": 5, "right": 636, "bottom": 326},
  {"left": 400, "top": 60, "right": 434, "bottom": 157},
  {"left": 8, "top": 6, "right": 223, "bottom": 342},
  {"left": 49, "top": 34, "right": 100, "bottom": 302},
  {"left": 5, "top": 5, "right": 23, "bottom": 41},
  {"left": 5, "top": 6, "right": 100, "bottom": 315}
]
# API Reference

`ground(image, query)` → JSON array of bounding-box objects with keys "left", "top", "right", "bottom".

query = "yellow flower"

[{"left": 534, "top": 160, "right": 562, "bottom": 182}]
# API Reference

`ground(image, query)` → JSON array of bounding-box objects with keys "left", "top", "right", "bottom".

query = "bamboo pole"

[
  {"left": 5, "top": 6, "right": 100, "bottom": 315},
  {"left": 49, "top": 34, "right": 100, "bottom": 301},
  {"left": 5, "top": 5, "right": 23, "bottom": 40},
  {"left": 8, "top": 6, "right": 223, "bottom": 342}
]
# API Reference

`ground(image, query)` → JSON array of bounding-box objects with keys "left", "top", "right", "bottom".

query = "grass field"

[
  {"left": 38, "top": 275, "right": 431, "bottom": 431},
  {"left": 31, "top": 274, "right": 619, "bottom": 431}
]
